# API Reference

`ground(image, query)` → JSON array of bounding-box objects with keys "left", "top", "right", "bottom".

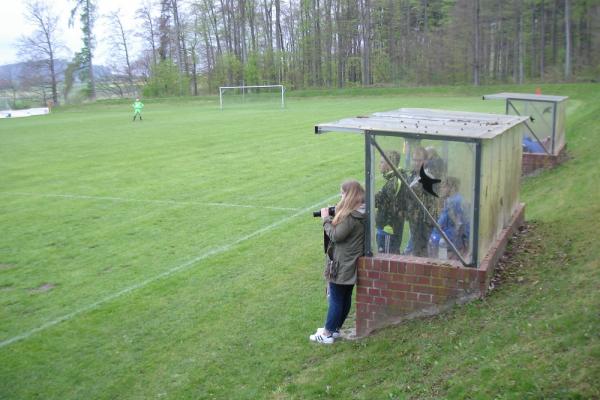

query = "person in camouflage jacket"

[{"left": 374, "top": 150, "right": 405, "bottom": 254}]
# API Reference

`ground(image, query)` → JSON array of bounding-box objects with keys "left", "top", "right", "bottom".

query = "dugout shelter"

[
  {"left": 483, "top": 92, "right": 568, "bottom": 174},
  {"left": 315, "top": 108, "right": 528, "bottom": 336}
]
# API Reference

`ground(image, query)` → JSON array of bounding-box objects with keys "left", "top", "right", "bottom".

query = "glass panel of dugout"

[{"left": 483, "top": 93, "right": 568, "bottom": 155}]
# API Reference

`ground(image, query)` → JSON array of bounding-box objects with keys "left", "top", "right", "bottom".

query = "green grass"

[{"left": 0, "top": 84, "right": 598, "bottom": 399}]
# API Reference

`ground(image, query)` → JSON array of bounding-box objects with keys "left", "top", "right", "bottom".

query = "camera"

[{"left": 313, "top": 206, "right": 336, "bottom": 218}]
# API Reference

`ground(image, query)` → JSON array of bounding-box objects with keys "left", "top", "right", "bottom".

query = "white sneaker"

[
  {"left": 315, "top": 327, "right": 341, "bottom": 339},
  {"left": 309, "top": 332, "right": 334, "bottom": 344}
]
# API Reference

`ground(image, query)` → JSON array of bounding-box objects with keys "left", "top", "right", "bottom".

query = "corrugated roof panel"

[
  {"left": 315, "top": 108, "right": 528, "bottom": 140},
  {"left": 483, "top": 92, "right": 568, "bottom": 102}
]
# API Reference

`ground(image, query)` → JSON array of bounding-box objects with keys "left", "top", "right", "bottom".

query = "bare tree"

[
  {"left": 540, "top": 0, "right": 546, "bottom": 78},
  {"left": 16, "top": 0, "right": 64, "bottom": 105},
  {"left": 158, "top": 0, "right": 172, "bottom": 61},
  {"left": 204, "top": 0, "right": 223, "bottom": 56},
  {"left": 275, "top": 0, "right": 284, "bottom": 53},
  {"left": 564, "top": 0, "right": 572, "bottom": 79},
  {"left": 106, "top": 10, "right": 134, "bottom": 87},
  {"left": 171, "top": 0, "right": 189, "bottom": 75},
  {"left": 247, "top": 0, "right": 258, "bottom": 53},
  {"left": 360, "top": 0, "right": 372, "bottom": 86},
  {"left": 551, "top": 0, "right": 559, "bottom": 65},
  {"left": 136, "top": 1, "right": 158, "bottom": 67},
  {"left": 515, "top": 0, "right": 525, "bottom": 84},
  {"left": 473, "top": 0, "right": 480, "bottom": 85},
  {"left": 189, "top": 8, "right": 203, "bottom": 95}
]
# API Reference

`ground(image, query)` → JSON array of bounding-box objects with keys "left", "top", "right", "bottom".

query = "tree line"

[{"left": 5, "top": 0, "right": 600, "bottom": 105}]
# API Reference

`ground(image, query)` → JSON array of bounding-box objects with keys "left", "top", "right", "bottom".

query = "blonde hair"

[{"left": 332, "top": 180, "right": 365, "bottom": 225}]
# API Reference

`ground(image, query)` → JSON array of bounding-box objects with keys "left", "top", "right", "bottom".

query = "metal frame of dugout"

[
  {"left": 482, "top": 92, "right": 568, "bottom": 157},
  {"left": 315, "top": 108, "right": 528, "bottom": 269}
]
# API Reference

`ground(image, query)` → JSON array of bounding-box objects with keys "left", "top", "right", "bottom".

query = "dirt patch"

[
  {"left": 0, "top": 263, "right": 16, "bottom": 271},
  {"left": 0, "top": 284, "right": 14, "bottom": 291},
  {"left": 488, "top": 222, "right": 540, "bottom": 292},
  {"left": 29, "top": 283, "right": 56, "bottom": 293}
]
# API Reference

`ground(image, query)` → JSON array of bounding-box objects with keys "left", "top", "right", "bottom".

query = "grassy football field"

[{"left": 1, "top": 85, "right": 598, "bottom": 399}]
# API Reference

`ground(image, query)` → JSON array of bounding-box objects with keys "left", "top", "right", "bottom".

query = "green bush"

[{"left": 143, "top": 59, "right": 190, "bottom": 97}]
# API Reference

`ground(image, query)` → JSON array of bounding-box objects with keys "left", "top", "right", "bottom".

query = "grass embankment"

[
  {"left": 0, "top": 84, "right": 598, "bottom": 399},
  {"left": 278, "top": 84, "right": 600, "bottom": 399}
]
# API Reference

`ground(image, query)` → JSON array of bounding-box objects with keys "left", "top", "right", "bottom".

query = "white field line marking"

[
  {"left": 0, "top": 194, "right": 339, "bottom": 348},
  {"left": 0, "top": 192, "right": 298, "bottom": 211}
]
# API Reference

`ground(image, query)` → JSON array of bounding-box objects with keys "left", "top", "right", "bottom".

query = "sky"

[{"left": 0, "top": 0, "right": 143, "bottom": 66}]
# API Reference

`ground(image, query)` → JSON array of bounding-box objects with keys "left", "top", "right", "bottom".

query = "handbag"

[{"left": 323, "top": 242, "right": 337, "bottom": 280}]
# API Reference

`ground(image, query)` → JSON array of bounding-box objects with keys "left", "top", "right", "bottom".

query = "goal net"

[{"left": 219, "top": 85, "right": 285, "bottom": 109}]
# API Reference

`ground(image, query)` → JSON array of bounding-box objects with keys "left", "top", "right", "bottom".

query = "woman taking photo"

[{"left": 310, "top": 180, "right": 366, "bottom": 344}]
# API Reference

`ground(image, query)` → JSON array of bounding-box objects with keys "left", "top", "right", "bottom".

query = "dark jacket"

[
  {"left": 323, "top": 205, "right": 366, "bottom": 285},
  {"left": 374, "top": 170, "right": 404, "bottom": 231}
]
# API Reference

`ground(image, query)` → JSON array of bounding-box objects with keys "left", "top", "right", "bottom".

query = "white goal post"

[{"left": 219, "top": 85, "right": 285, "bottom": 109}]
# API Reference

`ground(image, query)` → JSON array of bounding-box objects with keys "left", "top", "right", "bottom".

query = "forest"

[
  {"left": 3, "top": 0, "right": 600, "bottom": 103},
  {"left": 190, "top": 0, "right": 600, "bottom": 90}
]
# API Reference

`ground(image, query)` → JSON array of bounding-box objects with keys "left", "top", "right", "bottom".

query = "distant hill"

[{"left": 0, "top": 60, "right": 112, "bottom": 84}]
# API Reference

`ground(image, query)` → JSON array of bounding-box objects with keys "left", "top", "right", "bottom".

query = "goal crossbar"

[{"left": 219, "top": 85, "right": 285, "bottom": 109}]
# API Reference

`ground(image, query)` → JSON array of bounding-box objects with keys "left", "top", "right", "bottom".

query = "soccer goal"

[{"left": 219, "top": 85, "right": 285, "bottom": 109}]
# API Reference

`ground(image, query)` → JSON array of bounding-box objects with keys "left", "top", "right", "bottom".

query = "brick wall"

[
  {"left": 355, "top": 203, "right": 526, "bottom": 337},
  {"left": 522, "top": 143, "right": 567, "bottom": 175}
]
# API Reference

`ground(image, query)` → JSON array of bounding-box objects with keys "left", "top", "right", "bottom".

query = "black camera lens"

[{"left": 312, "top": 206, "right": 335, "bottom": 218}]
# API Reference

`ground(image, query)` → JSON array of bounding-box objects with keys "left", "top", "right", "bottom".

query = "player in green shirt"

[{"left": 132, "top": 98, "right": 144, "bottom": 121}]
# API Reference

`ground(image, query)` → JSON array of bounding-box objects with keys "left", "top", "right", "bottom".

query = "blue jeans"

[{"left": 325, "top": 282, "right": 354, "bottom": 333}]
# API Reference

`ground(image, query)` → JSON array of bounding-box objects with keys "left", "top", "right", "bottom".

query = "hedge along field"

[{"left": 0, "top": 84, "right": 597, "bottom": 399}]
